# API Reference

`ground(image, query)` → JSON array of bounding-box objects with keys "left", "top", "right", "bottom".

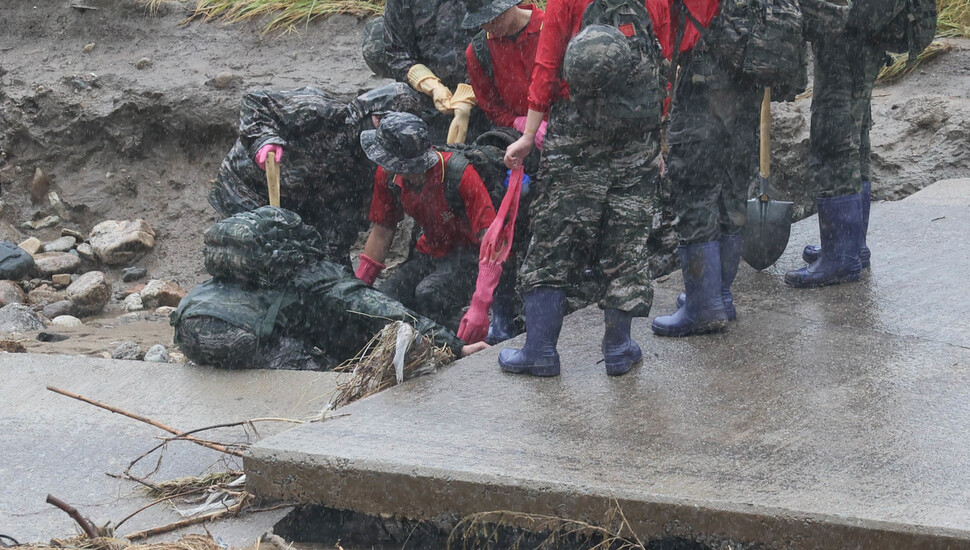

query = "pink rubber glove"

[
  {"left": 534, "top": 120, "right": 547, "bottom": 151},
  {"left": 512, "top": 116, "right": 528, "bottom": 133},
  {"left": 457, "top": 261, "right": 503, "bottom": 344},
  {"left": 255, "top": 144, "right": 283, "bottom": 171},
  {"left": 355, "top": 253, "right": 385, "bottom": 286}
]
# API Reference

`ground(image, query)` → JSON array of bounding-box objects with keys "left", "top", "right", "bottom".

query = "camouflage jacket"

[{"left": 383, "top": 0, "right": 476, "bottom": 88}]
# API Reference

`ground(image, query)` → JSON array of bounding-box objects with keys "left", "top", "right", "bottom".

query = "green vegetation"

[
  {"left": 938, "top": 0, "right": 970, "bottom": 38},
  {"left": 189, "top": 0, "right": 384, "bottom": 33}
]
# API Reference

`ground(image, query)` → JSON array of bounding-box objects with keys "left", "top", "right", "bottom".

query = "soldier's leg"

[
  {"left": 413, "top": 251, "right": 478, "bottom": 332},
  {"left": 362, "top": 17, "right": 393, "bottom": 79},
  {"left": 377, "top": 253, "right": 435, "bottom": 310}
]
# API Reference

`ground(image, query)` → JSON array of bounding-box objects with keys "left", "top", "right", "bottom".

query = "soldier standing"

[
  {"left": 502, "top": 0, "right": 668, "bottom": 377},
  {"left": 208, "top": 83, "right": 421, "bottom": 266}
]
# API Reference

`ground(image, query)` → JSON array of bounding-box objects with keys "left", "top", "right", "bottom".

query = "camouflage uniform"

[
  {"left": 666, "top": 49, "right": 762, "bottom": 245},
  {"left": 518, "top": 100, "right": 664, "bottom": 317},
  {"left": 810, "top": 27, "right": 886, "bottom": 198},
  {"left": 379, "top": 250, "right": 479, "bottom": 331},
  {"left": 209, "top": 86, "right": 403, "bottom": 265}
]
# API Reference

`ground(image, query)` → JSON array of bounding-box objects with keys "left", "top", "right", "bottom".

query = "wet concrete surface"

[
  {"left": 246, "top": 179, "right": 970, "bottom": 549},
  {"left": 0, "top": 355, "right": 338, "bottom": 544}
]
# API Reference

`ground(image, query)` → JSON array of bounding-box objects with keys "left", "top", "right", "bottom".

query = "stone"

[
  {"left": 18, "top": 237, "right": 43, "bottom": 256},
  {"left": 168, "top": 350, "right": 187, "bottom": 364},
  {"left": 0, "top": 304, "right": 45, "bottom": 333},
  {"left": 122, "top": 266, "right": 147, "bottom": 282},
  {"left": 0, "top": 242, "right": 35, "bottom": 280},
  {"left": 65, "top": 271, "right": 111, "bottom": 317},
  {"left": 143, "top": 344, "right": 169, "bottom": 363},
  {"left": 27, "top": 288, "right": 64, "bottom": 306},
  {"left": 32, "top": 252, "right": 80, "bottom": 277},
  {"left": 89, "top": 219, "right": 156, "bottom": 265},
  {"left": 0, "top": 281, "right": 25, "bottom": 306},
  {"left": 136, "top": 57, "right": 153, "bottom": 70},
  {"left": 82, "top": 43, "right": 95, "bottom": 53},
  {"left": 123, "top": 293, "right": 144, "bottom": 312},
  {"left": 211, "top": 72, "right": 240, "bottom": 90},
  {"left": 51, "top": 274, "right": 72, "bottom": 287},
  {"left": 47, "top": 191, "right": 71, "bottom": 221},
  {"left": 140, "top": 279, "right": 187, "bottom": 308},
  {"left": 37, "top": 331, "right": 70, "bottom": 342},
  {"left": 118, "top": 312, "right": 142, "bottom": 323},
  {"left": 154, "top": 306, "right": 176, "bottom": 317},
  {"left": 51, "top": 315, "right": 83, "bottom": 328},
  {"left": 43, "top": 236, "right": 76, "bottom": 253},
  {"left": 43, "top": 300, "right": 75, "bottom": 319},
  {"left": 76, "top": 242, "right": 96, "bottom": 261},
  {"left": 112, "top": 341, "right": 142, "bottom": 360},
  {"left": 61, "top": 228, "right": 85, "bottom": 242},
  {"left": 29, "top": 167, "right": 49, "bottom": 201},
  {"left": 21, "top": 215, "right": 61, "bottom": 230}
]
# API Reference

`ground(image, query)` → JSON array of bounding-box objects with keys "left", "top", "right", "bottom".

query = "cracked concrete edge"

[{"left": 243, "top": 449, "right": 970, "bottom": 550}]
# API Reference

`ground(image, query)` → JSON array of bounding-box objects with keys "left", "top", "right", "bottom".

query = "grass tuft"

[
  {"left": 937, "top": 0, "right": 970, "bottom": 38},
  {"left": 877, "top": 39, "right": 953, "bottom": 82},
  {"left": 190, "top": 0, "right": 385, "bottom": 34}
]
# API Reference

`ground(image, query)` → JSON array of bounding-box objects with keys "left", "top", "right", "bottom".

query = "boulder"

[
  {"left": 32, "top": 252, "right": 80, "bottom": 277},
  {"left": 65, "top": 271, "right": 111, "bottom": 316},
  {"left": 0, "top": 281, "right": 25, "bottom": 306},
  {"left": 43, "top": 236, "right": 76, "bottom": 253},
  {"left": 51, "top": 315, "right": 83, "bottom": 328},
  {"left": 62, "top": 228, "right": 86, "bottom": 242},
  {"left": 27, "top": 287, "right": 64, "bottom": 306},
  {"left": 123, "top": 293, "right": 144, "bottom": 312},
  {"left": 89, "top": 219, "right": 156, "bottom": 265},
  {"left": 0, "top": 242, "right": 35, "bottom": 280},
  {"left": 140, "top": 279, "right": 187, "bottom": 308},
  {"left": 112, "top": 341, "right": 142, "bottom": 360},
  {"left": 122, "top": 266, "right": 147, "bottom": 282},
  {"left": 76, "top": 242, "right": 97, "bottom": 261},
  {"left": 144, "top": 344, "right": 169, "bottom": 363},
  {"left": 18, "top": 237, "right": 43, "bottom": 256},
  {"left": 43, "top": 300, "right": 76, "bottom": 319},
  {"left": 0, "top": 304, "right": 45, "bottom": 333}
]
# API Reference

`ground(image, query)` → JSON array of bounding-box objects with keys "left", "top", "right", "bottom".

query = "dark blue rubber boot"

[
  {"left": 603, "top": 308, "right": 641, "bottom": 376},
  {"left": 677, "top": 233, "right": 743, "bottom": 320},
  {"left": 785, "top": 193, "right": 863, "bottom": 288},
  {"left": 652, "top": 242, "right": 730, "bottom": 337},
  {"left": 803, "top": 180, "right": 871, "bottom": 268},
  {"left": 498, "top": 288, "right": 565, "bottom": 377},
  {"left": 485, "top": 285, "right": 516, "bottom": 345}
]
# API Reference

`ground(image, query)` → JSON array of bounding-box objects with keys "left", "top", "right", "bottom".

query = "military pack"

[
  {"left": 849, "top": 0, "right": 937, "bottom": 57},
  {"left": 676, "top": 0, "right": 804, "bottom": 87},
  {"left": 568, "top": 0, "right": 666, "bottom": 128},
  {"left": 203, "top": 206, "right": 326, "bottom": 288}
]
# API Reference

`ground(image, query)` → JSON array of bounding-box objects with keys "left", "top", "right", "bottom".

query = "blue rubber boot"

[
  {"left": 802, "top": 180, "right": 871, "bottom": 268},
  {"left": 676, "top": 233, "right": 743, "bottom": 321},
  {"left": 603, "top": 308, "right": 641, "bottom": 376},
  {"left": 498, "top": 288, "right": 565, "bottom": 377},
  {"left": 485, "top": 285, "right": 516, "bottom": 345},
  {"left": 652, "top": 242, "right": 730, "bottom": 337},
  {"left": 785, "top": 193, "right": 863, "bottom": 288}
]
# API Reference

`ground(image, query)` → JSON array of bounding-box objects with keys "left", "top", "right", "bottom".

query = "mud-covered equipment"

[
  {"left": 203, "top": 206, "right": 326, "bottom": 288},
  {"left": 564, "top": 0, "right": 666, "bottom": 128},
  {"left": 676, "top": 0, "right": 804, "bottom": 88},
  {"left": 849, "top": 0, "right": 937, "bottom": 59}
]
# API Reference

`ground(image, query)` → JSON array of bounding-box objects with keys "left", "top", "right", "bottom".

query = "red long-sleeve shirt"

[
  {"left": 466, "top": 5, "right": 545, "bottom": 128},
  {"left": 527, "top": 0, "right": 672, "bottom": 112}
]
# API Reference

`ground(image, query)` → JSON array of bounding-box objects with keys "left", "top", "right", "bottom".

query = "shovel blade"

[{"left": 742, "top": 196, "right": 795, "bottom": 270}]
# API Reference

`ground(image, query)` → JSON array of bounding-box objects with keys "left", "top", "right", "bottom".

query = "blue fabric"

[
  {"left": 603, "top": 308, "right": 641, "bottom": 376},
  {"left": 652, "top": 241, "right": 730, "bottom": 337},
  {"left": 498, "top": 288, "right": 564, "bottom": 377},
  {"left": 786, "top": 193, "right": 863, "bottom": 288}
]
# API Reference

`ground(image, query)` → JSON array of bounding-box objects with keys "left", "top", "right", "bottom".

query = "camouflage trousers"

[
  {"left": 518, "top": 100, "right": 665, "bottom": 317},
  {"left": 810, "top": 29, "right": 886, "bottom": 197},
  {"left": 667, "top": 50, "right": 762, "bottom": 246},
  {"left": 379, "top": 250, "right": 478, "bottom": 331}
]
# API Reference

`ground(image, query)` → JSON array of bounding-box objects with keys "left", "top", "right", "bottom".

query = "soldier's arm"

[
  {"left": 362, "top": 223, "right": 396, "bottom": 266},
  {"left": 238, "top": 90, "right": 289, "bottom": 156},
  {"left": 382, "top": 0, "right": 419, "bottom": 83}
]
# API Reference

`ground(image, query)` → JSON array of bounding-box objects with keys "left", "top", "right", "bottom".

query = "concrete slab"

[
  {"left": 246, "top": 180, "right": 970, "bottom": 549},
  {"left": 0, "top": 355, "right": 339, "bottom": 544}
]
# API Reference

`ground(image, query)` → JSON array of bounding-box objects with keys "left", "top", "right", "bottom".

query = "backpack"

[
  {"left": 676, "top": 0, "right": 804, "bottom": 87},
  {"left": 203, "top": 206, "right": 326, "bottom": 288},
  {"left": 856, "top": 0, "right": 938, "bottom": 57},
  {"left": 570, "top": 0, "right": 667, "bottom": 128},
  {"left": 470, "top": 31, "right": 495, "bottom": 81}
]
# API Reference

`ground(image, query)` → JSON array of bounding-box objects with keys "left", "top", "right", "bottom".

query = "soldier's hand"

[
  {"left": 255, "top": 144, "right": 283, "bottom": 171},
  {"left": 504, "top": 134, "right": 534, "bottom": 170},
  {"left": 432, "top": 86, "right": 455, "bottom": 115},
  {"left": 461, "top": 341, "right": 490, "bottom": 357}
]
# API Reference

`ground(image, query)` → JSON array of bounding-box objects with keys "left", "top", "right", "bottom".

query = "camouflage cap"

[
  {"left": 461, "top": 0, "right": 520, "bottom": 29},
  {"left": 360, "top": 112, "right": 439, "bottom": 175},
  {"left": 563, "top": 25, "right": 633, "bottom": 96},
  {"left": 346, "top": 82, "right": 423, "bottom": 126}
]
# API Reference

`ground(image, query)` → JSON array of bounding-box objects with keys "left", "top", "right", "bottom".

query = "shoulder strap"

[
  {"left": 471, "top": 31, "right": 494, "bottom": 81},
  {"left": 442, "top": 151, "right": 471, "bottom": 218}
]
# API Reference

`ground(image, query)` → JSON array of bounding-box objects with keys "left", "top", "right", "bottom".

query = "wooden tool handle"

[
  {"left": 760, "top": 87, "right": 771, "bottom": 179},
  {"left": 265, "top": 152, "right": 281, "bottom": 207}
]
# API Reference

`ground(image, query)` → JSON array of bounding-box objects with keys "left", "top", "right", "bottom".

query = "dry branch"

[{"left": 45, "top": 495, "right": 100, "bottom": 540}]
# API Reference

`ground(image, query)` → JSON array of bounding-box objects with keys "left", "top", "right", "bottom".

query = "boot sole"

[
  {"left": 651, "top": 318, "right": 729, "bottom": 338},
  {"left": 498, "top": 357, "right": 561, "bottom": 377},
  {"left": 784, "top": 271, "right": 861, "bottom": 289},
  {"left": 605, "top": 356, "right": 642, "bottom": 376}
]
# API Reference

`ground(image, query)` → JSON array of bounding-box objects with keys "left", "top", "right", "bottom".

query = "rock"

[
  {"left": 43, "top": 300, "right": 75, "bottom": 319},
  {"left": 211, "top": 72, "right": 241, "bottom": 90},
  {"left": 122, "top": 266, "right": 147, "bottom": 282},
  {"left": 89, "top": 219, "right": 156, "bottom": 265},
  {"left": 169, "top": 351, "right": 187, "bottom": 364},
  {"left": 154, "top": 306, "right": 176, "bottom": 317},
  {"left": 123, "top": 293, "right": 144, "bottom": 312},
  {"left": 51, "top": 273, "right": 72, "bottom": 287},
  {"left": 44, "top": 236, "right": 76, "bottom": 253},
  {"left": 144, "top": 344, "right": 169, "bottom": 363},
  {"left": 62, "top": 228, "right": 86, "bottom": 242},
  {"left": 136, "top": 57, "right": 153, "bottom": 70},
  {"left": 118, "top": 312, "right": 142, "bottom": 323},
  {"left": 0, "top": 304, "right": 45, "bottom": 333},
  {"left": 0, "top": 242, "right": 35, "bottom": 280},
  {"left": 29, "top": 167, "right": 49, "bottom": 201},
  {"left": 27, "top": 287, "right": 64, "bottom": 306},
  {"left": 0, "top": 281, "right": 25, "bottom": 306},
  {"left": 65, "top": 271, "right": 111, "bottom": 316},
  {"left": 21, "top": 215, "right": 61, "bottom": 230},
  {"left": 82, "top": 43, "right": 95, "bottom": 53},
  {"left": 140, "top": 279, "right": 187, "bottom": 308},
  {"left": 18, "top": 237, "right": 43, "bottom": 256},
  {"left": 51, "top": 315, "right": 83, "bottom": 328},
  {"left": 37, "top": 331, "right": 70, "bottom": 342},
  {"left": 112, "top": 341, "right": 142, "bottom": 360},
  {"left": 32, "top": 251, "right": 80, "bottom": 277},
  {"left": 76, "top": 242, "right": 96, "bottom": 261},
  {"left": 0, "top": 339, "right": 27, "bottom": 353}
]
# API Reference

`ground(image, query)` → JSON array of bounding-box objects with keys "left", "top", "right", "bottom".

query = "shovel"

[
  {"left": 742, "top": 87, "right": 794, "bottom": 270},
  {"left": 265, "top": 152, "right": 281, "bottom": 207}
]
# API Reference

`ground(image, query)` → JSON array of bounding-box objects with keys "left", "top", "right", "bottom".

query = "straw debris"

[
  {"left": 15, "top": 534, "right": 223, "bottom": 550},
  {"left": 877, "top": 40, "right": 953, "bottom": 82}
]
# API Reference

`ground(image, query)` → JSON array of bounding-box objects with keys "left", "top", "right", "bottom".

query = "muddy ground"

[{"left": 0, "top": 0, "right": 968, "bottom": 360}]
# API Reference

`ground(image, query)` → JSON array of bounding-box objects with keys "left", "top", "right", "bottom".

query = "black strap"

[
  {"left": 471, "top": 31, "right": 494, "bottom": 81},
  {"left": 442, "top": 151, "right": 471, "bottom": 219}
]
